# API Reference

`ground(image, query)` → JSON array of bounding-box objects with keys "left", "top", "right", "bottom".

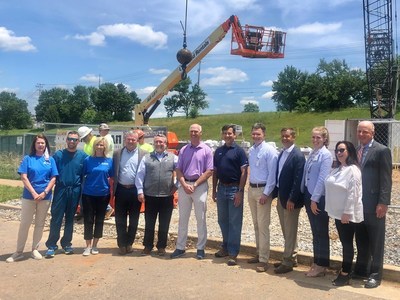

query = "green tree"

[
  {"left": 272, "top": 66, "right": 308, "bottom": 112},
  {"left": 35, "top": 88, "right": 71, "bottom": 123},
  {"left": 68, "top": 85, "right": 92, "bottom": 123},
  {"left": 0, "top": 92, "right": 32, "bottom": 129},
  {"left": 94, "top": 83, "right": 138, "bottom": 122},
  {"left": 242, "top": 102, "right": 260, "bottom": 113},
  {"left": 164, "top": 78, "right": 208, "bottom": 118}
]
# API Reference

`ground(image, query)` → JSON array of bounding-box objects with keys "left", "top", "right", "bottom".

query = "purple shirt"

[{"left": 177, "top": 142, "right": 213, "bottom": 180}]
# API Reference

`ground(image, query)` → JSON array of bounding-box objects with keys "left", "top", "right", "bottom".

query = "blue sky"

[{"left": 0, "top": 0, "right": 398, "bottom": 118}]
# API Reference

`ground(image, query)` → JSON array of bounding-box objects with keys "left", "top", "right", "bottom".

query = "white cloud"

[
  {"left": 0, "top": 27, "right": 36, "bottom": 52},
  {"left": 261, "top": 91, "right": 275, "bottom": 99},
  {"left": 149, "top": 68, "right": 170, "bottom": 75},
  {"left": 73, "top": 32, "right": 106, "bottom": 46},
  {"left": 80, "top": 74, "right": 102, "bottom": 83},
  {"left": 240, "top": 97, "right": 259, "bottom": 105},
  {"left": 260, "top": 80, "right": 274, "bottom": 87},
  {"left": 136, "top": 86, "right": 157, "bottom": 97},
  {"left": 226, "top": 90, "right": 234, "bottom": 94},
  {"left": 0, "top": 87, "right": 18, "bottom": 93},
  {"left": 288, "top": 22, "right": 341, "bottom": 35},
  {"left": 73, "top": 23, "right": 168, "bottom": 49},
  {"left": 201, "top": 67, "right": 248, "bottom": 86}
]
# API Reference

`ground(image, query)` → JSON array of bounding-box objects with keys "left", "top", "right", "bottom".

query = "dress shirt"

[
  {"left": 135, "top": 151, "right": 178, "bottom": 194},
  {"left": 118, "top": 147, "right": 139, "bottom": 185},
  {"left": 248, "top": 141, "right": 278, "bottom": 196},
  {"left": 277, "top": 144, "right": 295, "bottom": 187}
]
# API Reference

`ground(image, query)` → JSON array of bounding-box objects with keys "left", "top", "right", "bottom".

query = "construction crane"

[
  {"left": 133, "top": 15, "right": 286, "bottom": 126},
  {"left": 363, "top": 0, "right": 399, "bottom": 118}
]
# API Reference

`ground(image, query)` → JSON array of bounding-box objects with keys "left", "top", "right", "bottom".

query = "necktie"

[{"left": 357, "top": 146, "right": 363, "bottom": 164}]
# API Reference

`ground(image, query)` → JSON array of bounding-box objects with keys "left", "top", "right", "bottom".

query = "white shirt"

[
  {"left": 325, "top": 164, "right": 363, "bottom": 223},
  {"left": 277, "top": 144, "right": 295, "bottom": 187},
  {"left": 248, "top": 141, "right": 278, "bottom": 196}
]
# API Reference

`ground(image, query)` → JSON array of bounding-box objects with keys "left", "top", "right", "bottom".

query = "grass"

[
  {"left": 0, "top": 152, "right": 21, "bottom": 180},
  {"left": 0, "top": 186, "right": 22, "bottom": 203}
]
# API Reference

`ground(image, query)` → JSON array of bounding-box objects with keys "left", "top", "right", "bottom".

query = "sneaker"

[
  {"left": 31, "top": 250, "right": 43, "bottom": 260},
  {"left": 83, "top": 247, "right": 91, "bottom": 256},
  {"left": 170, "top": 249, "right": 185, "bottom": 259},
  {"left": 6, "top": 252, "right": 24, "bottom": 263},
  {"left": 214, "top": 248, "right": 229, "bottom": 258},
  {"left": 141, "top": 247, "right": 152, "bottom": 256},
  {"left": 105, "top": 208, "right": 114, "bottom": 220},
  {"left": 196, "top": 249, "right": 205, "bottom": 260},
  {"left": 91, "top": 247, "right": 99, "bottom": 255},
  {"left": 227, "top": 256, "right": 237, "bottom": 266},
  {"left": 45, "top": 248, "right": 56, "bottom": 258},
  {"left": 63, "top": 246, "right": 74, "bottom": 255}
]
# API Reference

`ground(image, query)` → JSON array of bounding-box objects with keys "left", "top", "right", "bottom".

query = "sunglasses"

[
  {"left": 67, "top": 137, "right": 79, "bottom": 142},
  {"left": 334, "top": 148, "right": 346, "bottom": 154}
]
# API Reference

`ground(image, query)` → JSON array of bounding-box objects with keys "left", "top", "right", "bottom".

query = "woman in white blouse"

[{"left": 325, "top": 141, "right": 363, "bottom": 286}]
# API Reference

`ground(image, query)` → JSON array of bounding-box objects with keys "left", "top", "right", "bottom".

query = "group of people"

[{"left": 5, "top": 121, "right": 392, "bottom": 289}]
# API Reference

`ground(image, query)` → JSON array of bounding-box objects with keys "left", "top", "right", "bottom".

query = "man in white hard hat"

[
  {"left": 78, "top": 126, "right": 96, "bottom": 156},
  {"left": 99, "top": 123, "right": 114, "bottom": 158}
]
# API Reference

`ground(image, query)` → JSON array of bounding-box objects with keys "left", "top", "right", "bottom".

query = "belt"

[
  {"left": 250, "top": 183, "right": 266, "bottom": 188},
  {"left": 184, "top": 178, "right": 198, "bottom": 183},
  {"left": 118, "top": 183, "right": 135, "bottom": 189},
  {"left": 219, "top": 182, "right": 240, "bottom": 187}
]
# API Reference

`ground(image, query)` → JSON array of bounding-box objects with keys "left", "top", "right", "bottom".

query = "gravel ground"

[{"left": 1, "top": 170, "right": 399, "bottom": 266}]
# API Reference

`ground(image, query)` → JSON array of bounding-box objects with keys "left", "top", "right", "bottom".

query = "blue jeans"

[
  {"left": 216, "top": 184, "right": 243, "bottom": 257},
  {"left": 46, "top": 186, "right": 81, "bottom": 249},
  {"left": 304, "top": 191, "right": 330, "bottom": 267}
]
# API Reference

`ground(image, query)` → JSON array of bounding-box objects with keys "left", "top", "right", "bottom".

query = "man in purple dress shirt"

[{"left": 170, "top": 124, "right": 213, "bottom": 260}]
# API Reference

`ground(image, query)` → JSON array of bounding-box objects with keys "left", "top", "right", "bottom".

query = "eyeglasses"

[
  {"left": 335, "top": 148, "right": 346, "bottom": 154},
  {"left": 67, "top": 137, "right": 79, "bottom": 142}
]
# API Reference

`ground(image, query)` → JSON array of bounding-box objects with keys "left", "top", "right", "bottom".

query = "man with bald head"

[
  {"left": 170, "top": 124, "right": 213, "bottom": 260},
  {"left": 354, "top": 120, "right": 392, "bottom": 288}
]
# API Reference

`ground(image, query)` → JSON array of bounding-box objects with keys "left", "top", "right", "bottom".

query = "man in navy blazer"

[
  {"left": 355, "top": 121, "right": 392, "bottom": 288},
  {"left": 272, "top": 128, "right": 305, "bottom": 274}
]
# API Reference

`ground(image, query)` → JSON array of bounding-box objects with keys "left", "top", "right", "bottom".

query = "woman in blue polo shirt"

[
  {"left": 6, "top": 134, "right": 58, "bottom": 263},
  {"left": 82, "top": 137, "right": 114, "bottom": 256}
]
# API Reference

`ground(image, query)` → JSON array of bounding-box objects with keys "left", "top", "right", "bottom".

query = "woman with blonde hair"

[
  {"left": 7, "top": 134, "right": 58, "bottom": 262},
  {"left": 301, "top": 126, "right": 333, "bottom": 277},
  {"left": 81, "top": 137, "right": 114, "bottom": 256}
]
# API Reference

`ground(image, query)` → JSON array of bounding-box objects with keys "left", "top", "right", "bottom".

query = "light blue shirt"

[
  {"left": 301, "top": 146, "right": 333, "bottom": 202},
  {"left": 277, "top": 144, "right": 295, "bottom": 188},
  {"left": 248, "top": 141, "right": 278, "bottom": 196},
  {"left": 118, "top": 147, "right": 139, "bottom": 185}
]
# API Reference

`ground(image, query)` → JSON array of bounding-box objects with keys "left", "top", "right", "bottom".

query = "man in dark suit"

[
  {"left": 355, "top": 121, "right": 392, "bottom": 288},
  {"left": 273, "top": 128, "right": 305, "bottom": 274}
]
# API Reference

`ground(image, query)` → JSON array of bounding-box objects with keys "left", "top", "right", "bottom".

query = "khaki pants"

[
  {"left": 276, "top": 201, "right": 300, "bottom": 267},
  {"left": 248, "top": 186, "right": 272, "bottom": 263},
  {"left": 16, "top": 198, "right": 50, "bottom": 253}
]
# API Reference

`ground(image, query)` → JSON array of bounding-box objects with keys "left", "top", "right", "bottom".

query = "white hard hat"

[{"left": 78, "top": 126, "right": 93, "bottom": 139}]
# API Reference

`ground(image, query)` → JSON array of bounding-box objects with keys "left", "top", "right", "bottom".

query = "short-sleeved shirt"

[
  {"left": 18, "top": 155, "right": 59, "bottom": 200},
  {"left": 214, "top": 143, "right": 248, "bottom": 184},
  {"left": 177, "top": 142, "right": 213, "bottom": 180},
  {"left": 53, "top": 149, "right": 87, "bottom": 188},
  {"left": 82, "top": 156, "right": 114, "bottom": 196}
]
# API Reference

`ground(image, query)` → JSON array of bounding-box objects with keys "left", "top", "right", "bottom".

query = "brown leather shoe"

[
  {"left": 119, "top": 247, "right": 127, "bottom": 255},
  {"left": 256, "top": 262, "right": 269, "bottom": 273},
  {"left": 157, "top": 248, "right": 166, "bottom": 256},
  {"left": 126, "top": 245, "right": 133, "bottom": 253},
  {"left": 215, "top": 248, "right": 229, "bottom": 258},
  {"left": 247, "top": 256, "right": 259, "bottom": 264},
  {"left": 141, "top": 247, "right": 152, "bottom": 256},
  {"left": 274, "top": 261, "right": 298, "bottom": 268}
]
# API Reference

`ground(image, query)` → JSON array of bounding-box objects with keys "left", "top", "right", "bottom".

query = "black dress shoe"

[
  {"left": 332, "top": 272, "right": 350, "bottom": 286},
  {"left": 274, "top": 264, "right": 293, "bottom": 274},
  {"left": 364, "top": 273, "right": 381, "bottom": 289}
]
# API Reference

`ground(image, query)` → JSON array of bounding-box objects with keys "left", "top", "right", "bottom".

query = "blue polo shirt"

[
  {"left": 214, "top": 143, "right": 248, "bottom": 184},
  {"left": 82, "top": 156, "right": 114, "bottom": 196}
]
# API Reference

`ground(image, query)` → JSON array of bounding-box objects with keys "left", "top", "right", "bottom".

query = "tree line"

[{"left": 1, "top": 58, "right": 397, "bottom": 130}]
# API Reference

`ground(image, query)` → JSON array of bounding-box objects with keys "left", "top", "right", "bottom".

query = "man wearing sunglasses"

[{"left": 45, "top": 131, "right": 88, "bottom": 258}]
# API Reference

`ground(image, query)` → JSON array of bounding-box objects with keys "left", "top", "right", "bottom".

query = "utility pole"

[{"left": 35, "top": 83, "right": 44, "bottom": 96}]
